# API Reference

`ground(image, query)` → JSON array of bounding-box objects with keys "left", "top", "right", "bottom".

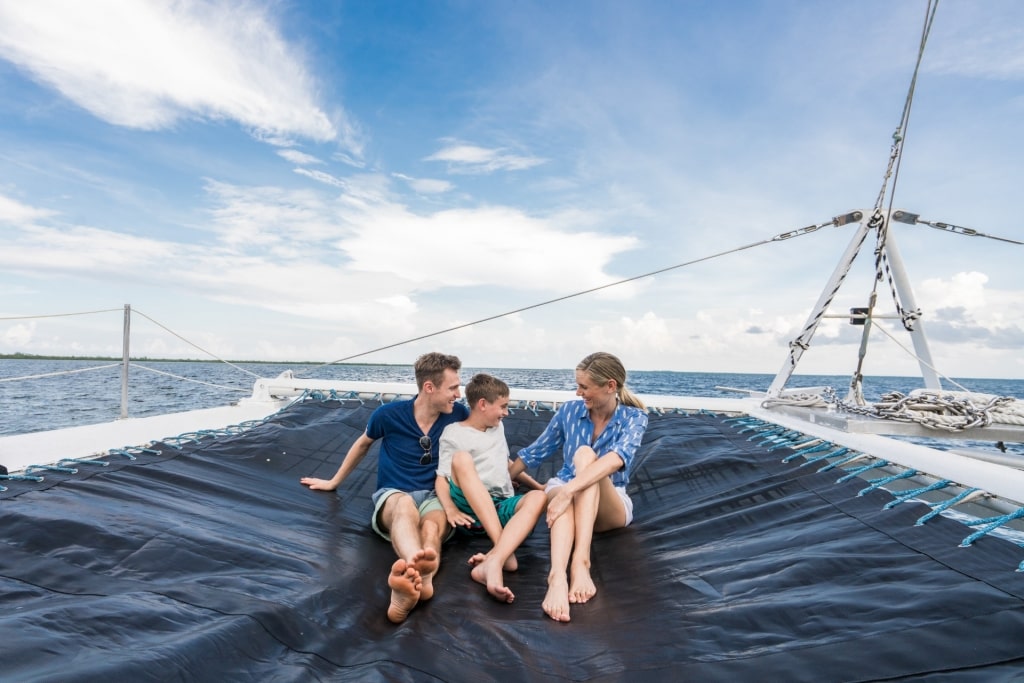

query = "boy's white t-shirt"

[{"left": 437, "top": 420, "right": 514, "bottom": 499}]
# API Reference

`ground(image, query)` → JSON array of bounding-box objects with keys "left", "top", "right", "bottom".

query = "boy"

[{"left": 435, "top": 373, "right": 546, "bottom": 603}]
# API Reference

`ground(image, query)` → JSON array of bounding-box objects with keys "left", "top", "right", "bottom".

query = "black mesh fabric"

[{"left": 2, "top": 398, "right": 1023, "bottom": 682}]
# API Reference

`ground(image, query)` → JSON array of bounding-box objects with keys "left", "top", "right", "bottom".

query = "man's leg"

[
  {"left": 379, "top": 492, "right": 434, "bottom": 623},
  {"left": 416, "top": 507, "right": 446, "bottom": 600}
]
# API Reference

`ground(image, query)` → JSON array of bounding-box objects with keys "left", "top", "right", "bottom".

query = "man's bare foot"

[
  {"left": 387, "top": 559, "right": 422, "bottom": 623},
  {"left": 542, "top": 574, "right": 571, "bottom": 622},
  {"left": 568, "top": 562, "right": 597, "bottom": 604},
  {"left": 411, "top": 547, "right": 439, "bottom": 601},
  {"left": 469, "top": 553, "right": 515, "bottom": 603}
]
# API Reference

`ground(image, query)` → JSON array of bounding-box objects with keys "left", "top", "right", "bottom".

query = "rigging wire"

[
  {"left": 303, "top": 221, "right": 837, "bottom": 373},
  {"left": 0, "top": 308, "right": 122, "bottom": 321},
  {"left": 131, "top": 309, "right": 261, "bottom": 379},
  {"left": 849, "top": 0, "right": 940, "bottom": 402}
]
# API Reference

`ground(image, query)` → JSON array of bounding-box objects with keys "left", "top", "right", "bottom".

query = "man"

[{"left": 300, "top": 352, "right": 468, "bottom": 622}]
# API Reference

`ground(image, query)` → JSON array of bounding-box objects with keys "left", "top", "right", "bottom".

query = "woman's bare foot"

[
  {"left": 568, "top": 562, "right": 597, "bottom": 604},
  {"left": 411, "top": 547, "right": 439, "bottom": 601},
  {"left": 542, "top": 573, "right": 571, "bottom": 622},
  {"left": 387, "top": 559, "right": 422, "bottom": 623},
  {"left": 469, "top": 553, "right": 515, "bottom": 603}
]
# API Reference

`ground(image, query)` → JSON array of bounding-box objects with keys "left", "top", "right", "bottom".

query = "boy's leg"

[
  {"left": 450, "top": 450, "right": 504, "bottom": 546},
  {"left": 469, "top": 490, "right": 547, "bottom": 603}
]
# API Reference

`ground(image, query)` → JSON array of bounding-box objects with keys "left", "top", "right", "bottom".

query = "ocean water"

[{"left": 3, "top": 359, "right": 1024, "bottom": 441}]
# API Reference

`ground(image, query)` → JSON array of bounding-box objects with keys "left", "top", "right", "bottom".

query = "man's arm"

[{"left": 300, "top": 432, "right": 375, "bottom": 491}]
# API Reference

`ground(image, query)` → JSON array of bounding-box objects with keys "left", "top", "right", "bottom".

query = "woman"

[{"left": 510, "top": 351, "right": 648, "bottom": 622}]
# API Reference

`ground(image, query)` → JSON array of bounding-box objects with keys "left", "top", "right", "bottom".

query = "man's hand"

[{"left": 300, "top": 477, "right": 338, "bottom": 491}]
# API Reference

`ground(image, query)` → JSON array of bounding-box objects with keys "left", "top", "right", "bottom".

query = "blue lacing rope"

[
  {"left": 916, "top": 488, "right": 981, "bottom": 525},
  {"left": 798, "top": 446, "right": 852, "bottom": 469},
  {"left": 747, "top": 426, "right": 787, "bottom": 442},
  {"left": 0, "top": 473, "right": 45, "bottom": 483},
  {"left": 883, "top": 479, "right": 952, "bottom": 509},
  {"left": 782, "top": 441, "right": 834, "bottom": 463},
  {"left": 959, "top": 507, "right": 1024, "bottom": 551},
  {"left": 859, "top": 469, "right": 919, "bottom": 496},
  {"left": 768, "top": 437, "right": 818, "bottom": 453},
  {"left": 25, "top": 464, "right": 78, "bottom": 475},
  {"left": 837, "top": 459, "right": 891, "bottom": 483},
  {"left": 721, "top": 413, "right": 1023, "bottom": 571},
  {"left": 817, "top": 451, "right": 864, "bottom": 473}
]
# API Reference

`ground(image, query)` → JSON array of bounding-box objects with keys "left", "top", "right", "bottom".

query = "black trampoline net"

[{"left": 2, "top": 398, "right": 1023, "bottom": 682}]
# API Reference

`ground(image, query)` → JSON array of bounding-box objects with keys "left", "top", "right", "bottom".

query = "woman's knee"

[{"left": 572, "top": 445, "right": 597, "bottom": 469}]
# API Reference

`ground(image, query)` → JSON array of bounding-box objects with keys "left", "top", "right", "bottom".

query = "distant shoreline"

[{"left": 0, "top": 353, "right": 388, "bottom": 366}]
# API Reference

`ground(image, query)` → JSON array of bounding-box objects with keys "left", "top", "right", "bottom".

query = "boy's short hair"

[
  {"left": 465, "top": 373, "right": 509, "bottom": 406},
  {"left": 413, "top": 352, "right": 462, "bottom": 391}
]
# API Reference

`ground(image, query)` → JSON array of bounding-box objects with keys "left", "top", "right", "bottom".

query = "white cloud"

[
  {"left": 0, "top": 0, "right": 344, "bottom": 144},
  {"left": 0, "top": 193, "right": 56, "bottom": 223},
  {"left": 392, "top": 173, "right": 453, "bottom": 195},
  {"left": 2, "top": 321, "right": 35, "bottom": 348},
  {"left": 425, "top": 142, "right": 546, "bottom": 174},
  {"left": 927, "top": 11, "right": 1024, "bottom": 81},
  {"left": 277, "top": 149, "right": 324, "bottom": 165}
]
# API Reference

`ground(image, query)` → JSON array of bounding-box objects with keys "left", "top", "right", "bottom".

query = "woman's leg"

[
  {"left": 542, "top": 482, "right": 576, "bottom": 622},
  {"left": 566, "top": 447, "right": 629, "bottom": 603}
]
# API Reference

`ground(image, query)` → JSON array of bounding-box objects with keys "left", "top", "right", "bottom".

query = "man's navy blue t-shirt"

[{"left": 366, "top": 397, "right": 469, "bottom": 492}]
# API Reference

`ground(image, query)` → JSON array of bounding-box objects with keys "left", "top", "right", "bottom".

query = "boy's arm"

[
  {"left": 435, "top": 474, "right": 475, "bottom": 529},
  {"left": 300, "top": 433, "right": 375, "bottom": 492}
]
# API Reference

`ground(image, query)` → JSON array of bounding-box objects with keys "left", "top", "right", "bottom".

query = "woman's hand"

[{"left": 546, "top": 487, "right": 574, "bottom": 527}]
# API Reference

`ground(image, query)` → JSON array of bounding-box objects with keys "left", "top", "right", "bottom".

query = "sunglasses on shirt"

[{"left": 419, "top": 435, "right": 432, "bottom": 465}]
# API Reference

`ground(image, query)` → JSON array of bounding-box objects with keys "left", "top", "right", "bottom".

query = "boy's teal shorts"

[{"left": 448, "top": 481, "right": 522, "bottom": 534}]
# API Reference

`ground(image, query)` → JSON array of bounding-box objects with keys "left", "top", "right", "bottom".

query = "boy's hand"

[{"left": 444, "top": 507, "right": 476, "bottom": 529}]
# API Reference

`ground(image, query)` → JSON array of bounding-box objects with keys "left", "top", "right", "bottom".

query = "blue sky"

[{"left": 0, "top": 0, "right": 1022, "bottom": 381}]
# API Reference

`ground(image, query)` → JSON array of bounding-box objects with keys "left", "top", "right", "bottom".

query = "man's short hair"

[
  {"left": 413, "top": 352, "right": 462, "bottom": 390},
  {"left": 465, "top": 373, "right": 509, "bottom": 406}
]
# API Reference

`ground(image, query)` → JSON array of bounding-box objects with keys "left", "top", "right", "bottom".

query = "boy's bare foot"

[
  {"left": 542, "top": 574, "right": 571, "bottom": 622},
  {"left": 387, "top": 559, "right": 422, "bottom": 623},
  {"left": 568, "top": 563, "right": 597, "bottom": 604},
  {"left": 471, "top": 550, "right": 518, "bottom": 573},
  {"left": 411, "top": 547, "right": 439, "bottom": 601},
  {"left": 469, "top": 553, "right": 515, "bottom": 603}
]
